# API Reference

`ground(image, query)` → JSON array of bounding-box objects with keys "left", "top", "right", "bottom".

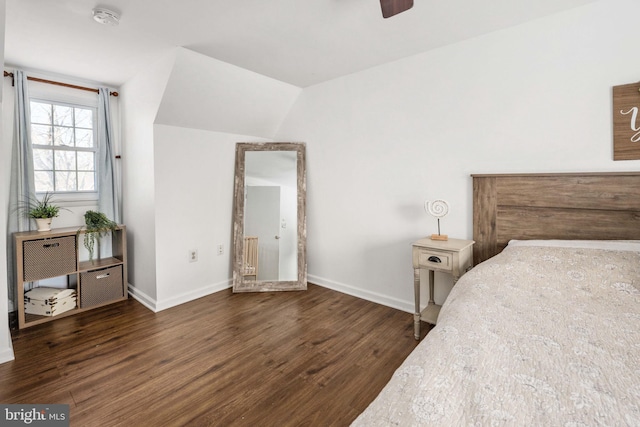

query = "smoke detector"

[{"left": 92, "top": 8, "right": 120, "bottom": 26}]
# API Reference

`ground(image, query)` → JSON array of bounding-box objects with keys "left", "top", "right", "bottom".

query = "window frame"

[{"left": 29, "top": 97, "right": 99, "bottom": 203}]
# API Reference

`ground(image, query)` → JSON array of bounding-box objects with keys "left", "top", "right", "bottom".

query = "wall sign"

[{"left": 613, "top": 81, "right": 640, "bottom": 160}]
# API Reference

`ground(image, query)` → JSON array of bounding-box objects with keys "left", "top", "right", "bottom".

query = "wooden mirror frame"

[{"left": 232, "top": 142, "right": 307, "bottom": 292}]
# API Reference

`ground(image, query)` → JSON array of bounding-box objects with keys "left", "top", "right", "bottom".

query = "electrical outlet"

[
  {"left": 189, "top": 249, "right": 198, "bottom": 263},
  {"left": 217, "top": 244, "right": 224, "bottom": 255}
]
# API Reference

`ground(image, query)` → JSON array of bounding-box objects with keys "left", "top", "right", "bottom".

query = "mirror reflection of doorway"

[
  {"left": 245, "top": 186, "right": 280, "bottom": 281},
  {"left": 244, "top": 150, "right": 298, "bottom": 282}
]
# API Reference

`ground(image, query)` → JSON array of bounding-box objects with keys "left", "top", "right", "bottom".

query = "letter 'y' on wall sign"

[{"left": 613, "top": 81, "right": 640, "bottom": 160}]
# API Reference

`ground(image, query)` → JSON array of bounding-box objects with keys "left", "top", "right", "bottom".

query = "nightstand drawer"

[{"left": 417, "top": 250, "right": 452, "bottom": 271}]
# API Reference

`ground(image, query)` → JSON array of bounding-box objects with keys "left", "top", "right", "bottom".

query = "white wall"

[
  {"left": 153, "top": 125, "right": 269, "bottom": 309},
  {"left": 120, "top": 50, "right": 176, "bottom": 308},
  {"left": 275, "top": 0, "right": 640, "bottom": 312}
]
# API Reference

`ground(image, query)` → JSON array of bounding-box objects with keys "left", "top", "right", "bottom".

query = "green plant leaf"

[
  {"left": 80, "top": 210, "right": 118, "bottom": 261},
  {"left": 16, "top": 192, "right": 63, "bottom": 219}
]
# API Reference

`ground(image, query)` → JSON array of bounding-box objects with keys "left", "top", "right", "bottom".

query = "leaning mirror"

[{"left": 232, "top": 142, "right": 307, "bottom": 292}]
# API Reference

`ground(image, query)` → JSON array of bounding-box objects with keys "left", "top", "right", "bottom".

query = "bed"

[{"left": 352, "top": 172, "right": 640, "bottom": 426}]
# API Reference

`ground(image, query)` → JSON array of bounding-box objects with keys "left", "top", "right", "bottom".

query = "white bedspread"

[{"left": 352, "top": 244, "right": 640, "bottom": 426}]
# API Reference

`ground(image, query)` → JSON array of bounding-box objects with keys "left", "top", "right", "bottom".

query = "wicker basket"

[
  {"left": 80, "top": 265, "right": 124, "bottom": 308},
  {"left": 23, "top": 236, "right": 77, "bottom": 281}
]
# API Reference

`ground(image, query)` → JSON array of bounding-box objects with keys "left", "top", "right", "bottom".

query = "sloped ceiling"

[
  {"left": 5, "top": 0, "right": 598, "bottom": 88},
  {"left": 154, "top": 48, "right": 300, "bottom": 137}
]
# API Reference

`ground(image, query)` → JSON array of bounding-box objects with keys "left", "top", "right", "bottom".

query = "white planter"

[{"left": 35, "top": 218, "right": 52, "bottom": 232}]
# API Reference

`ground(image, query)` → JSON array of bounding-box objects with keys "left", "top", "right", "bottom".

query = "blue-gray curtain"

[
  {"left": 97, "top": 87, "right": 120, "bottom": 223},
  {"left": 95, "top": 88, "right": 120, "bottom": 262},
  {"left": 7, "top": 70, "right": 35, "bottom": 311}
]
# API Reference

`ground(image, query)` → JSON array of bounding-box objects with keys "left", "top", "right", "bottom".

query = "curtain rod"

[{"left": 3, "top": 71, "right": 119, "bottom": 97}]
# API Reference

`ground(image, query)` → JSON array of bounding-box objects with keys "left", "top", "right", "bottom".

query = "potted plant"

[
  {"left": 20, "top": 192, "right": 62, "bottom": 232},
  {"left": 81, "top": 210, "right": 118, "bottom": 262}
]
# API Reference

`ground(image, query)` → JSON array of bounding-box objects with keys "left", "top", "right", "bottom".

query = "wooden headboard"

[{"left": 472, "top": 172, "right": 640, "bottom": 265}]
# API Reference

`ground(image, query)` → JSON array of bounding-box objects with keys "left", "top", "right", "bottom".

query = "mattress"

[{"left": 352, "top": 241, "right": 640, "bottom": 426}]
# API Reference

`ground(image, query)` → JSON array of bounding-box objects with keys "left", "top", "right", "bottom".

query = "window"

[{"left": 30, "top": 100, "right": 97, "bottom": 194}]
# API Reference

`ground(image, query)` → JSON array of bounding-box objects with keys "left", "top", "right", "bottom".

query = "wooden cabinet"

[
  {"left": 14, "top": 225, "right": 127, "bottom": 329},
  {"left": 412, "top": 237, "right": 474, "bottom": 339}
]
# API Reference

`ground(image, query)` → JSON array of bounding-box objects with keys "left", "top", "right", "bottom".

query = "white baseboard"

[
  {"left": 308, "top": 274, "right": 413, "bottom": 314},
  {"left": 128, "top": 279, "right": 233, "bottom": 313},
  {"left": 0, "top": 342, "right": 15, "bottom": 365},
  {"left": 155, "top": 279, "right": 232, "bottom": 312},
  {"left": 127, "top": 284, "right": 157, "bottom": 312}
]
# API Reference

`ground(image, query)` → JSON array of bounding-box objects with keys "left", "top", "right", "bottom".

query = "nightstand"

[{"left": 412, "top": 237, "right": 474, "bottom": 340}]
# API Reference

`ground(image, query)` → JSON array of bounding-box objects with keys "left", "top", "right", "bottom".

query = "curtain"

[
  {"left": 97, "top": 87, "right": 120, "bottom": 223},
  {"left": 6, "top": 70, "right": 35, "bottom": 311}
]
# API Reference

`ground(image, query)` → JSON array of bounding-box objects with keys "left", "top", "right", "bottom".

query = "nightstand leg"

[
  {"left": 413, "top": 268, "right": 421, "bottom": 340},
  {"left": 428, "top": 269, "right": 435, "bottom": 306}
]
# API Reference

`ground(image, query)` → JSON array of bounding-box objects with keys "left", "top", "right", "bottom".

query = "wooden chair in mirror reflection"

[{"left": 243, "top": 236, "right": 259, "bottom": 280}]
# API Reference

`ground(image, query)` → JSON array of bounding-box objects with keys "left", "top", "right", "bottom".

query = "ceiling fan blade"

[{"left": 380, "top": 0, "right": 413, "bottom": 18}]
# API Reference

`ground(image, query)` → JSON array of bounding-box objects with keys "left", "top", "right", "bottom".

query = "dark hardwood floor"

[{"left": 0, "top": 284, "right": 432, "bottom": 426}]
